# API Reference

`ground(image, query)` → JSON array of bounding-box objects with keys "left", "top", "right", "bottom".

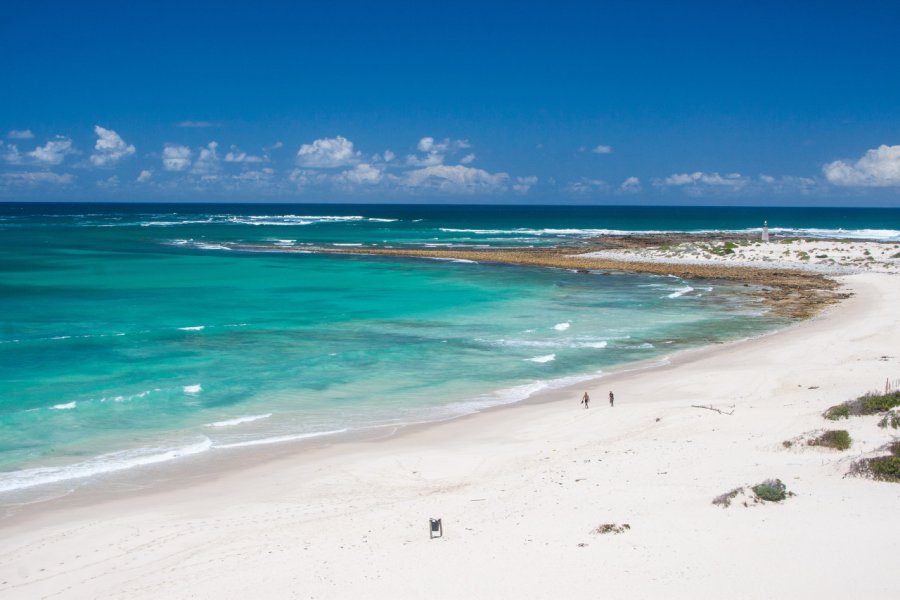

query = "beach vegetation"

[
  {"left": 849, "top": 442, "right": 900, "bottom": 483},
  {"left": 824, "top": 404, "right": 850, "bottom": 420},
  {"left": 712, "top": 487, "right": 744, "bottom": 508},
  {"left": 824, "top": 391, "right": 900, "bottom": 420},
  {"left": 751, "top": 479, "right": 788, "bottom": 502},
  {"left": 877, "top": 410, "right": 900, "bottom": 429},
  {"left": 594, "top": 523, "right": 631, "bottom": 534},
  {"left": 891, "top": 251, "right": 900, "bottom": 259},
  {"left": 815, "top": 254, "right": 828, "bottom": 258},
  {"left": 808, "top": 430, "right": 851, "bottom": 450}
]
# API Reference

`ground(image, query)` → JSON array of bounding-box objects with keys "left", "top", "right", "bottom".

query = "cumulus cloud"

[
  {"left": 401, "top": 164, "right": 509, "bottom": 193},
  {"left": 336, "top": 163, "right": 382, "bottom": 185},
  {"left": 619, "top": 176, "right": 642, "bottom": 193},
  {"left": 90, "top": 126, "right": 135, "bottom": 167},
  {"left": 224, "top": 145, "right": 265, "bottom": 163},
  {"left": 459, "top": 153, "right": 476, "bottom": 165},
  {"left": 565, "top": 178, "right": 610, "bottom": 194},
  {"left": 136, "top": 170, "right": 153, "bottom": 183},
  {"left": 406, "top": 137, "right": 471, "bottom": 167},
  {"left": 591, "top": 144, "right": 613, "bottom": 154},
  {"left": 27, "top": 137, "right": 76, "bottom": 165},
  {"left": 3, "top": 143, "right": 22, "bottom": 164},
  {"left": 662, "top": 171, "right": 750, "bottom": 188},
  {"left": 7, "top": 129, "right": 34, "bottom": 139},
  {"left": 2, "top": 171, "right": 74, "bottom": 185},
  {"left": 823, "top": 145, "right": 900, "bottom": 187},
  {"left": 512, "top": 176, "right": 538, "bottom": 193},
  {"left": 296, "top": 136, "right": 358, "bottom": 168},
  {"left": 191, "top": 142, "right": 220, "bottom": 175},
  {"left": 162, "top": 144, "right": 192, "bottom": 171},
  {"left": 383, "top": 149, "right": 395, "bottom": 162}
]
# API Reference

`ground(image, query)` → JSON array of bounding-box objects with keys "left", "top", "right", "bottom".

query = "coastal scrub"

[{"left": 808, "top": 430, "right": 852, "bottom": 451}]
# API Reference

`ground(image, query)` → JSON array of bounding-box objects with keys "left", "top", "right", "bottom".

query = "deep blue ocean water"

[{"left": 1, "top": 203, "right": 898, "bottom": 500}]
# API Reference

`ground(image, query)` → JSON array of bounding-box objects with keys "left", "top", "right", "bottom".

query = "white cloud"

[
  {"left": 191, "top": 142, "right": 220, "bottom": 175},
  {"left": 136, "top": 170, "right": 153, "bottom": 183},
  {"left": 512, "top": 176, "right": 538, "bottom": 193},
  {"left": 288, "top": 168, "right": 328, "bottom": 187},
  {"left": 176, "top": 121, "right": 219, "bottom": 128},
  {"left": 265, "top": 141, "right": 284, "bottom": 151},
  {"left": 162, "top": 144, "right": 192, "bottom": 171},
  {"left": 565, "top": 178, "right": 610, "bottom": 194},
  {"left": 662, "top": 171, "right": 749, "bottom": 188},
  {"left": 406, "top": 137, "right": 471, "bottom": 167},
  {"left": 336, "top": 163, "right": 383, "bottom": 185},
  {"left": 7, "top": 129, "right": 34, "bottom": 140},
  {"left": 28, "top": 137, "right": 75, "bottom": 165},
  {"left": 3, "top": 143, "right": 22, "bottom": 164},
  {"left": 97, "top": 175, "right": 120, "bottom": 189},
  {"left": 224, "top": 145, "right": 265, "bottom": 163},
  {"left": 459, "top": 153, "right": 476, "bottom": 165},
  {"left": 823, "top": 145, "right": 900, "bottom": 187},
  {"left": 234, "top": 168, "right": 275, "bottom": 182},
  {"left": 401, "top": 164, "right": 509, "bottom": 193},
  {"left": 591, "top": 144, "right": 613, "bottom": 154},
  {"left": 383, "top": 149, "right": 395, "bottom": 162},
  {"left": 619, "top": 176, "right": 642, "bottom": 193},
  {"left": 2, "top": 171, "right": 74, "bottom": 185},
  {"left": 90, "top": 126, "right": 135, "bottom": 167},
  {"left": 296, "top": 135, "right": 358, "bottom": 168}
]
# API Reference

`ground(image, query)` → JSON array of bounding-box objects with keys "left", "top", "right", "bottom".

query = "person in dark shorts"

[
  {"left": 609, "top": 391, "right": 614, "bottom": 407},
  {"left": 581, "top": 391, "right": 590, "bottom": 409}
]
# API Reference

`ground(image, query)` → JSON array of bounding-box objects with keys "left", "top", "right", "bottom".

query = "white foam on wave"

[
  {"left": 554, "top": 322, "right": 571, "bottom": 331},
  {"left": 528, "top": 354, "right": 556, "bottom": 363},
  {"left": 178, "top": 325, "right": 205, "bottom": 331},
  {"left": 438, "top": 227, "right": 661, "bottom": 237},
  {"left": 50, "top": 401, "right": 76, "bottom": 410},
  {"left": 0, "top": 438, "right": 213, "bottom": 494},
  {"left": 183, "top": 384, "right": 202, "bottom": 394},
  {"left": 214, "top": 428, "right": 348, "bottom": 449},
  {"left": 667, "top": 286, "right": 694, "bottom": 299},
  {"left": 424, "top": 257, "right": 478, "bottom": 264},
  {"left": 333, "top": 243, "right": 364, "bottom": 247},
  {"left": 205, "top": 413, "right": 272, "bottom": 428}
]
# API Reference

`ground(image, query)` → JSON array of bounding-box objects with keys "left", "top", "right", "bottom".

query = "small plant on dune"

[
  {"left": 752, "top": 479, "right": 788, "bottom": 502},
  {"left": 824, "top": 404, "right": 850, "bottom": 420},
  {"left": 824, "top": 391, "right": 900, "bottom": 421},
  {"left": 858, "top": 391, "right": 900, "bottom": 414},
  {"left": 712, "top": 487, "right": 744, "bottom": 508},
  {"left": 877, "top": 410, "right": 900, "bottom": 429},
  {"left": 891, "top": 251, "right": 900, "bottom": 259},
  {"left": 594, "top": 523, "right": 630, "bottom": 535},
  {"left": 808, "top": 430, "right": 851, "bottom": 451},
  {"left": 850, "top": 442, "right": 900, "bottom": 483}
]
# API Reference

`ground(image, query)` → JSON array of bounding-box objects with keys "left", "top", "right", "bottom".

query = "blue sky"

[{"left": 1, "top": 0, "right": 899, "bottom": 204}]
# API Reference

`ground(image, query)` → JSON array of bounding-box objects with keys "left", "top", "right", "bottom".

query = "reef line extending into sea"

[{"left": 232, "top": 233, "right": 851, "bottom": 320}]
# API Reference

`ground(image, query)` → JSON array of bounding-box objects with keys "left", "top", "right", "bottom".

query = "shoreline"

[
  {"left": 2, "top": 271, "right": 898, "bottom": 598},
  {"left": 228, "top": 240, "right": 851, "bottom": 319}
]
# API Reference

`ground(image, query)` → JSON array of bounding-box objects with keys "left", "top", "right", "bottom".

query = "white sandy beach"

[{"left": 1, "top": 256, "right": 899, "bottom": 598}]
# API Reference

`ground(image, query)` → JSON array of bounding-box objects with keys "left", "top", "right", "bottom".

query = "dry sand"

[{"left": 1, "top": 254, "right": 899, "bottom": 599}]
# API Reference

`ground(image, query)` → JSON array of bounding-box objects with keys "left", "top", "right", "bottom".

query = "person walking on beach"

[
  {"left": 609, "top": 391, "right": 614, "bottom": 407},
  {"left": 581, "top": 391, "right": 590, "bottom": 409}
]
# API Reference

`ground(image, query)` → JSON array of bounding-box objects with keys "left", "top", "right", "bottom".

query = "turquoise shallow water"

[{"left": 2, "top": 203, "right": 897, "bottom": 498}]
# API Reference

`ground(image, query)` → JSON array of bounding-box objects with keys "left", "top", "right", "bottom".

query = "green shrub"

[
  {"left": 868, "top": 457, "right": 900, "bottom": 482},
  {"left": 824, "top": 404, "right": 850, "bottom": 420},
  {"left": 858, "top": 391, "right": 900, "bottom": 414},
  {"left": 825, "top": 391, "right": 900, "bottom": 420},
  {"left": 808, "top": 430, "right": 851, "bottom": 451},
  {"left": 877, "top": 411, "right": 900, "bottom": 429},
  {"left": 752, "top": 479, "right": 787, "bottom": 502}
]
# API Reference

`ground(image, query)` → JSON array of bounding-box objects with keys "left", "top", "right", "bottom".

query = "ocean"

[{"left": 1, "top": 203, "right": 898, "bottom": 501}]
